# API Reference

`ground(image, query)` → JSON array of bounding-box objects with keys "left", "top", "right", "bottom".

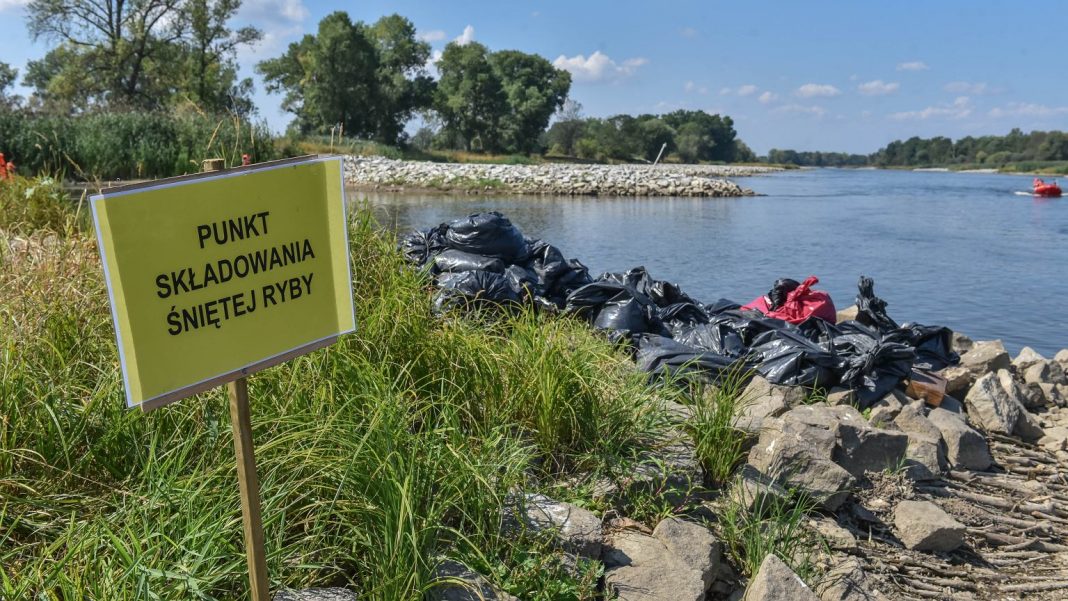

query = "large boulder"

[
  {"left": 960, "top": 340, "right": 1011, "bottom": 375},
  {"left": 1055, "top": 349, "right": 1068, "bottom": 365},
  {"left": 506, "top": 494, "right": 603, "bottom": 559},
  {"left": 893, "top": 402, "right": 949, "bottom": 480},
  {"left": 964, "top": 371, "right": 1023, "bottom": 435},
  {"left": 1013, "top": 347, "right": 1047, "bottom": 372},
  {"left": 603, "top": 530, "right": 707, "bottom": 601},
  {"left": 1023, "top": 360, "right": 1067, "bottom": 387},
  {"left": 747, "top": 428, "right": 855, "bottom": 511},
  {"left": 743, "top": 554, "right": 819, "bottom": 601},
  {"left": 833, "top": 421, "right": 910, "bottom": 479},
  {"left": 652, "top": 517, "right": 721, "bottom": 589},
  {"left": 927, "top": 408, "right": 992, "bottom": 471},
  {"left": 741, "top": 375, "right": 806, "bottom": 419},
  {"left": 893, "top": 500, "right": 965, "bottom": 552}
]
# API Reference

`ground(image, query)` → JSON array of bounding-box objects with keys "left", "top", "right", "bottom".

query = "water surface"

[{"left": 355, "top": 168, "right": 1068, "bottom": 357}]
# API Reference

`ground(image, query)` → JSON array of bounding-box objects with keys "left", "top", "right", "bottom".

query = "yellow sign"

[{"left": 92, "top": 156, "right": 356, "bottom": 410}]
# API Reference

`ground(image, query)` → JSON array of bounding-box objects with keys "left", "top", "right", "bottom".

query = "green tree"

[
  {"left": 178, "top": 0, "right": 262, "bottom": 115},
  {"left": 0, "top": 62, "right": 18, "bottom": 108},
  {"left": 367, "top": 14, "right": 434, "bottom": 143},
  {"left": 637, "top": 118, "right": 675, "bottom": 161},
  {"left": 489, "top": 50, "right": 571, "bottom": 153},
  {"left": 676, "top": 122, "right": 713, "bottom": 163},
  {"left": 546, "top": 99, "right": 585, "bottom": 155},
  {"left": 433, "top": 41, "right": 507, "bottom": 152}
]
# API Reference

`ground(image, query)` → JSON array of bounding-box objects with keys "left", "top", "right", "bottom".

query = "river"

[{"left": 356, "top": 168, "right": 1068, "bottom": 357}]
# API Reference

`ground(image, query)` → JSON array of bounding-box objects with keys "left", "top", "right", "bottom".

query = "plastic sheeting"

[{"left": 400, "top": 212, "right": 960, "bottom": 407}]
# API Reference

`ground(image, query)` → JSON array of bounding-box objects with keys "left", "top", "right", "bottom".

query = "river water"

[{"left": 356, "top": 168, "right": 1068, "bottom": 357}]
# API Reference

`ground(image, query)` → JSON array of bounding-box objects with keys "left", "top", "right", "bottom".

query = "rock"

[
  {"left": 893, "top": 500, "right": 965, "bottom": 552},
  {"left": 810, "top": 516, "right": 856, "bottom": 551},
  {"left": 734, "top": 464, "right": 792, "bottom": 512},
  {"left": 1039, "top": 426, "right": 1068, "bottom": 452},
  {"left": 1055, "top": 349, "right": 1068, "bottom": 365},
  {"left": 939, "top": 365, "right": 974, "bottom": 399},
  {"left": 951, "top": 332, "right": 974, "bottom": 355},
  {"left": 927, "top": 407, "right": 993, "bottom": 471},
  {"left": 603, "top": 530, "right": 707, "bottom": 601},
  {"left": 833, "top": 423, "right": 909, "bottom": 479},
  {"left": 274, "top": 589, "right": 357, "bottom": 601},
  {"left": 741, "top": 376, "right": 805, "bottom": 419},
  {"left": 507, "top": 493, "right": 603, "bottom": 559},
  {"left": 743, "top": 553, "right": 819, "bottom": 601},
  {"left": 960, "top": 340, "right": 1011, "bottom": 375},
  {"left": 430, "top": 560, "right": 518, "bottom": 601},
  {"left": 866, "top": 392, "right": 904, "bottom": 427},
  {"left": 937, "top": 394, "right": 965, "bottom": 414},
  {"left": 826, "top": 387, "right": 856, "bottom": 407},
  {"left": 1037, "top": 382, "right": 1067, "bottom": 407},
  {"left": 815, "top": 558, "right": 887, "bottom": 601},
  {"left": 652, "top": 517, "right": 721, "bottom": 589},
  {"left": 1015, "top": 410, "right": 1046, "bottom": 443},
  {"left": 964, "top": 371, "right": 1023, "bottom": 435},
  {"left": 733, "top": 415, "right": 769, "bottom": 453},
  {"left": 894, "top": 403, "right": 948, "bottom": 480},
  {"left": 747, "top": 428, "right": 855, "bottom": 511},
  {"left": 1024, "top": 360, "right": 1067, "bottom": 387},
  {"left": 1013, "top": 346, "right": 1047, "bottom": 371},
  {"left": 836, "top": 305, "right": 859, "bottom": 323}
]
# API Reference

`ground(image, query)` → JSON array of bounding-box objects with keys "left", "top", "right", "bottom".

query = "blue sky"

[{"left": 2, "top": 0, "right": 1066, "bottom": 154}]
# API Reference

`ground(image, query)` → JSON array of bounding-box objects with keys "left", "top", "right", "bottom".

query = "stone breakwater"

[{"left": 343, "top": 156, "right": 779, "bottom": 197}]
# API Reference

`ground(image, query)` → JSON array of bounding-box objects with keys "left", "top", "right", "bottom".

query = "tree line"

[{"left": 767, "top": 128, "right": 1068, "bottom": 168}]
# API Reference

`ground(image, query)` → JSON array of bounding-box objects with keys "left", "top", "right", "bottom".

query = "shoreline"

[{"left": 344, "top": 156, "right": 782, "bottom": 197}]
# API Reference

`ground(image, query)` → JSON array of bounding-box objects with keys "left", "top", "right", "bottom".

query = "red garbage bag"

[{"left": 742, "top": 276, "right": 836, "bottom": 324}]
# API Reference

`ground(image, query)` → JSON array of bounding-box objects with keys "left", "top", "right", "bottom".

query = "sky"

[{"left": 1, "top": 0, "right": 1067, "bottom": 154}]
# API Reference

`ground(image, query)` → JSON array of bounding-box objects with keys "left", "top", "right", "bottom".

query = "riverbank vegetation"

[
  {"left": 0, "top": 178, "right": 768, "bottom": 599},
  {"left": 767, "top": 128, "right": 1068, "bottom": 174}
]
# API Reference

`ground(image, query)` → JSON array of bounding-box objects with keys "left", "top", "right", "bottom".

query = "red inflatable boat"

[{"left": 1033, "top": 178, "right": 1062, "bottom": 197}]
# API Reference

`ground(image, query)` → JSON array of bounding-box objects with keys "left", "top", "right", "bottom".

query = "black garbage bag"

[
  {"left": 768, "top": 278, "right": 801, "bottom": 310},
  {"left": 750, "top": 328, "right": 843, "bottom": 387},
  {"left": 592, "top": 296, "right": 664, "bottom": 338},
  {"left": 672, "top": 321, "right": 748, "bottom": 358},
  {"left": 887, "top": 323, "right": 959, "bottom": 371},
  {"left": 444, "top": 212, "right": 528, "bottom": 262},
  {"left": 855, "top": 276, "right": 899, "bottom": 333},
  {"left": 399, "top": 224, "right": 448, "bottom": 267},
  {"left": 433, "top": 270, "right": 521, "bottom": 313},
  {"left": 658, "top": 302, "right": 710, "bottom": 327},
  {"left": 433, "top": 249, "right": 507, "bottom": 274},
  {"left": 832, "top": 321, "right": 916, "bottom": 408},
  {"left": 524, "top": 239, "right": 592, "bottom": 305},
  {"left": 635, "top": 334, "right": 743, "bottom": 383},
  {"left": 504, "top": 264, "right": 541, "bottom": 296}
]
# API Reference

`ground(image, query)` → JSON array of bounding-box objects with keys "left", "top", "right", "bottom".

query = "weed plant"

[
  {"left": 720, "top": 482, "right": 822, "bottom": 582},
  {"left": 0, "top": 195, "right": 673, "bottom": 599}
]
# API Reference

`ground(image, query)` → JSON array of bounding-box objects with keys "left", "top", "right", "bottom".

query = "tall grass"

[
  {"left": 0, "top": 109, "right": 278, "bottom": 180},
  {"left": 683, "top": 364, "right": 755, "bottom": 485},
  {"left": 719, "top": 484, "right": 821, "bottom": 582},
  {"left": 0, "top": 192, "right": 673, "bottom": 599}
]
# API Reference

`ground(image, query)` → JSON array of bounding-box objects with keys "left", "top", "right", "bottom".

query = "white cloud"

[
  {"left": 737, "top": 84, "right": 758, "bottom": 97},
  {"left": 240, "top": 0, "right": 308, "bottom": 24},
  {"left": 890, "top": 96, "right": 972, "bottom": 120},
  {"left": 796, "top": 83, "right": 841, "bottom": 98},
  {"left": 553, "top": 51, "right": 648, "bottom": 83},
  {"left": 0, "top": 0, "right": 28, "bottom": 11},
  {"left": 419, "top": 29, "right": 447, "bottom": 43},
  {"left": 719, "top": 87, "right": 732, "bottom": 96},
  {"left": 897, "top": 61, "right": 929, "bottom": 71},
  {"left": 988, "top": 102, "right": 1068, "bottom": 118},
  {"left": 679, "top": 27, "right": 698, "bottom": 38},
  {"left": 454, "top": 25, "right": 475, "bottom": 45},
  {"left": 684, "top": 81, "right": 695, "bottom": 92},
  {"left": 758, "top": 91, "right": 778, "bottom": 104},
  {"left": 944, "top": 81, "right": 993, "bottom": 95},
  {"left": 857, "top": 80, "right": 899, "bottom": 96},
  {"left": 773, "top": 104, "right": 826, "bottom": 117}
]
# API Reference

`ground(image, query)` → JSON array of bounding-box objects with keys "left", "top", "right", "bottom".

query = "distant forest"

[{"left": 767, "top": 128, "right": 1068, "bottom": 169}]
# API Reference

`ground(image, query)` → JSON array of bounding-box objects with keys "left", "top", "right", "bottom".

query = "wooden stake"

[
  {"left": 203, "top": 158, "right": 269, "bottom": 601},
  {"left": 229, "top": 377, "right": 270, "bottom": 601}
]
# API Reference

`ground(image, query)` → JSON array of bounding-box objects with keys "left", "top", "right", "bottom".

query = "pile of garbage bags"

[{"left": 399, "top": 212, "right": 958, "bottom": 408}]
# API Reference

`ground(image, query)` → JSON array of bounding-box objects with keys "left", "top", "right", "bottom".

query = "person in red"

[{"left": 742, "top": 275, "right": 837, "bottom": 323}]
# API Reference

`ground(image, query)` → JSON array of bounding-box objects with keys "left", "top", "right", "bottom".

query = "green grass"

[
  {"left": 719, "top": 482, "right": 822, "bottom": 582},
  {"left": 0, "top": 190, "right": 676, "bottom": 599},
  {"left": 683, "top": 366, "right": 755, "bottom": 485}
]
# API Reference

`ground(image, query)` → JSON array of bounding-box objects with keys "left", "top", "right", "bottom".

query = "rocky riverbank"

[{"left": 343, "top": 156, "right": 779, "bottom": 197}]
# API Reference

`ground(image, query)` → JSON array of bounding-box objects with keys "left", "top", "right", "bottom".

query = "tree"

[
  {"left": 367, "top": 15, "right": 434, "bottom": 143},
  {"left": 25, "top": 0, "right": 261, "bottom": 112},
  {"left": 546, "top": 99, "right": 584, "bottom": 155},
  {"left": 433, "top": 41, "right": 507, "bottom": 152},
  {"left": 0, "top": 62, "right": 18, "bottom": 108},
  {"left": 676, "top": 122, "right": 713, "bottom": 163},
  {"left": 489, "top": 50, "right": 570, "bottom": 153},
  {"left": 637, "top": 118, "right": 675, "bottom": 161}
]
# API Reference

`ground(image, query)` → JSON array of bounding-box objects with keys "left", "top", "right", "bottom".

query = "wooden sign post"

[{"left": 91, "top": 155, "right": 355, "bottom": 600}]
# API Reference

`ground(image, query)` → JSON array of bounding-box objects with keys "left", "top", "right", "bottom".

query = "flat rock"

[
  {"left": 747, "top": 429, "right": 855, "bottom": 511},
  {"left": 964, "top": 370, "right": 1023, "bottom": 435},
  {"left": 927, "top": 407, "right": 992, "bottom": 471},
  {"left": 815, "top": 558, "right": 888, "bottom": 601},
  {"left": 1039, "top": 426, "right": 1068, "bottom": 452},
  {"left": 810, "top": 516, "right": 856, "bottom": 551},
  {"left": 604, "top": 531, "right": 707, "bottom": 601},
  {"left": 893, "top": 500, "right": 965, "bottom": 552},
  {"left": 508, "top": 493, "right": 603, "bottom": 559},
  {"left": 833, "top": 420, "right": 909, "bottom": 479},
  {"left": 430, "top": 560, "right": 518, "bottom": 601},
  {"left": 741, "top": 375, "right": 805, "bottom": 419},
  {"left": 274, "top": 590, "right": 357, "bottom": 601},
  {"left": 652, "top": 517, "right": 721, "bottom": 588},
  {"left": 743, "top": 553, "right": 819, "bottom": 601}
]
